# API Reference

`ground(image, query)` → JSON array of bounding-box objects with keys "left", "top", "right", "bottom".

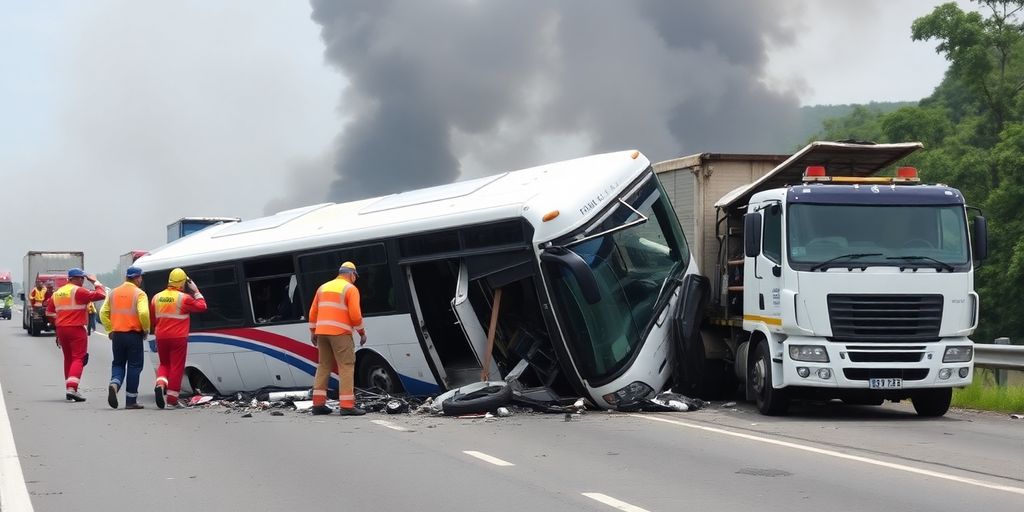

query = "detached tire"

[
  {"left": 911, "top": 388, "right": 952, "bottom": 417},
  {"left": 441, "top": 383, "right": 513, "bottom": 416},
  {"left": 750, "top": 340, "right": 789, "bottom": 415}
]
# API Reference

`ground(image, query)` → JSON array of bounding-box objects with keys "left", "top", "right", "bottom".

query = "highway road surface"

[{"left": 0, "top": 310, "right": 1022, "bottom": 511}]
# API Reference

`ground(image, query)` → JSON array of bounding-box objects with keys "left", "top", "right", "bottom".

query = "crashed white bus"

[{"left": 135, "top": 150, "right": 700, "bottom": 408}]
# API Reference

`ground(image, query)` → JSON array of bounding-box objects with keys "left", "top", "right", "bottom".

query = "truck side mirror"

[
  {"left": 19, "top": 293, "right": 25, "bottom": 301},
  {"left": 541, "top": 246, "right": 601, "bottom": 304},
  {"left": 973, "top": 215, "right": 988, "bottom": 262},
  {"left": 744, "top": 213, "right": 762, "bottom": 258}
]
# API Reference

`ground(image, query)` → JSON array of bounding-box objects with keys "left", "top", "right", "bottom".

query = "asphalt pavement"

[{"left": 0, "top": 312, "right": 1022, "bottom": 512}]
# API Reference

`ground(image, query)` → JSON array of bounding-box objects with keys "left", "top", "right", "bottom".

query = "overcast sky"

[{"left": 0, "top": 0, "right": 974, "bottom": 281}]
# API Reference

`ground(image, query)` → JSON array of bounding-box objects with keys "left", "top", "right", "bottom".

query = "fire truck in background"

[
  {"left": 21, "top": 251, "right": 84, "bottom": 336},
  {"left": 0, "top": 271, "right": 13, "bottom": 320}
]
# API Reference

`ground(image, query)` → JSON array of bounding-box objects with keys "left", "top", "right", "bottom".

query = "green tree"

[{"left": 913, "top": 0, "right": 1024, "bottom": 156}]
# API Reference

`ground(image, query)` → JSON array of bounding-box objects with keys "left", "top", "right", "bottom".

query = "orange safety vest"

[
  {"left": 152, "top": 289, "right": 190, "bottom": 339},
  {"left": 30, "top": 288, "right": 46, "bottom": 306},
  {"left": 310, "top": 279, "right": 364, "bottom": 336},
  {"left": 52, "top": 284, "right": 87, "bottom": 327},
  {"left": 109, "top": 283, "right": 144, "bottom": 332}
]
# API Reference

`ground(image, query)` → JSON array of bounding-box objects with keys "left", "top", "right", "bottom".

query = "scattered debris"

[
  {"left": 614, "top": 391, "right": 708, "bottom": 413},
  {"left": 270, "top": 411, "right": 284, "bottom": 416},
  {"left": 188, "top": 395, "right": 214, "bottom": 407},
  {"left": 1011, "top": 414, "right": 1023, "bottom": 420},
  {"left": 723, "top": 401, "right": 737, "bottom": 408},
  {"left": 241, "top": 413, "right": 252, "bottom": 418}
]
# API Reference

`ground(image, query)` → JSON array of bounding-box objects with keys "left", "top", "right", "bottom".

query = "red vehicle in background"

[{"left": 21, "top": 251, "right": 84, "bottom": 336}]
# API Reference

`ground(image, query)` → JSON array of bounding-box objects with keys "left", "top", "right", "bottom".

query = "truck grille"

[{"left": 828, "top": 294, "right": 942, "bottom": 342}]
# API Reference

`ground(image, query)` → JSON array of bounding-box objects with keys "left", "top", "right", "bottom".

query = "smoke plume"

[{"left": 305, "top": 0, "right": 805, "bottom": 203}]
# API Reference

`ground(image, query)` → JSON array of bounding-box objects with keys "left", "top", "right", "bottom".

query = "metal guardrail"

[{"left": 974, "top": 344, "right": 1024, "bottom": 371}]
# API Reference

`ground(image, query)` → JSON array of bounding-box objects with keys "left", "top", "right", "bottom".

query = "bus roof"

[{"left": 138, "top": 151, "right": 651, "bottom": 270}]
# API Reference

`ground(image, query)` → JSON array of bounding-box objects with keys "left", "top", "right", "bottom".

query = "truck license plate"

[{"left": 869, "top": 378, "right": 902, "bottom": 390}]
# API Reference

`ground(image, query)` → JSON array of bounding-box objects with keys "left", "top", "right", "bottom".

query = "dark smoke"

[{"left": 305, "top": 0, "right": 804, "bottom": 204}]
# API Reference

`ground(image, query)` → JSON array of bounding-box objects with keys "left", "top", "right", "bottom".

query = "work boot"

[
  {"left": 107, "top": 383, "right": 119, "bottom": 409},
  {"left": 311, "top": 405, "right": 332, "bottom": 416},
  {"left": 125, "top": 403, "right": 144, "bottom": 410},
  {"left": 338, "top": 407, "right": 366, "bottom": 416},
  {"left": 66, "top": 390, "right": 86, "bottom": 402},
  {"left": 154, "top": 385, "right": 166, "bottom": 409}
]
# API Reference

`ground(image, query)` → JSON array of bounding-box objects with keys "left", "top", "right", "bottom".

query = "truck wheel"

[
  {"left": 911, "top": 388, "right": 951, "bottom": 417},
  {"left": 750, "top": 341, "right": 789, "bottom": 415},
  {"left": 357, "top": 352, "right": 404, "bottom": 394},
  {"left": 29, "top": 321, "right": 40, "bottom": 337}
]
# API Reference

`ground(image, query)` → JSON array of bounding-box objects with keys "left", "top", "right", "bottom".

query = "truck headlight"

[
  {"left": 602, "top": 381, "right": 654, "bottom": 406},
  {"left": 789, "top": 345, "right": 829, "bottom": 362},
  {"left": 943, "top": 346, "right": 973, "bottom": 363}
]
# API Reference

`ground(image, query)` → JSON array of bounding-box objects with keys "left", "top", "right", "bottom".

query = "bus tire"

[
  {"left": 441, "top": 383, "right": 513, "bottom": 416},
  {"left": 186, "top": 368, "right": 219, "bottom": 396},
  {"left": 750, "top": 340, "right": 789, "bottom": 415},
  {"left": 911, "top": 388, "right": 951, "bottom": 417},
  {"left": 357, "top": 351, "right": 404, "bottom": 394}
]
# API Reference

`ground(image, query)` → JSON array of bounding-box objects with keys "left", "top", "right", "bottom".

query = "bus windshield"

[
  {"left": 788, "top": 203, "right": 970, "bottom": 271},
  {"left": 546, "top": 175, "right": 688, "bottom": 381}
]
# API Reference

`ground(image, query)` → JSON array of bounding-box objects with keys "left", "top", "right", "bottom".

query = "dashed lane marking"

[
  {"left": 0, "top": 375, "right": 34, "bottom": 511},
  {"left": 582, "top": 492, "right": 651, "bottom": 512},
  {"left": 371, "top": 419, "right": 412, "bottom": 432},
  {"left": 632, "top": 413, "right": 1024, "bottom": 496},
  {"left": 462, "top": 450, "right": 515, "bottom": 467}
]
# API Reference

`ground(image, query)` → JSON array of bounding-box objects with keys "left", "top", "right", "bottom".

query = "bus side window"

[
  {"left": 297, "top": 243, "right": 395, "bottom": 317},
  {"left": 244, "top": 255, "right": 301, "bottom": 325}
]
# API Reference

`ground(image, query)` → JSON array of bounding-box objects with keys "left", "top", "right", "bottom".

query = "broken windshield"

[
  {"left": 788, "top": 204, "right": 970, "bottom": 271},
  {"left": 546, "top": 175, "right": 689, "bottom": 382}
]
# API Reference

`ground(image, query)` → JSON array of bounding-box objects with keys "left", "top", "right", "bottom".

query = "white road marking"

[
  {"left": 462, "top": 450, "right": 515, "bottom": 466},
  {"left": 632, "top": 413, "right": 1024, "bottom": 496},
  {"left": 371, "top": 419, "right": 411, "bottom": 432},
  {"left": 582, "top": 492, "right": 651, "bottom": 512},
  {"left": 0, "top": 376, "right": 34, "bottom": 511}
]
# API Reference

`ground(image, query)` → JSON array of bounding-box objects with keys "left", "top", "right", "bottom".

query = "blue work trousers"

[{"left": 110, "top": 332, "right": 145, "bottom": 405}]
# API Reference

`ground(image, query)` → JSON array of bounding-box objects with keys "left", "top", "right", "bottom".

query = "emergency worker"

[
  {"left": 308, "top": 261, "right": 366, "bottom": 416},
  {"left": 87, "top": 301, "right": 97, "bottom": 335},
  {"left": 29, "top": 280, "right": 46, "bottom": 308},
  {"left": 150, "top": 268, "right": 206, "bottom": 409},
  {"left": 100, "top": 266, "right": 149, "bottom": 409},
  {"left": 45, "top": 268, "right": 106, "bottom": 402}
]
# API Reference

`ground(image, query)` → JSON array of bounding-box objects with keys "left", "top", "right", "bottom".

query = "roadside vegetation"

[
  {"left": 952, "top": 369, "right": 1024, "bottom": 412},
  {"left": 813, "top": 0, "right": 1024, "bottom": 345}
]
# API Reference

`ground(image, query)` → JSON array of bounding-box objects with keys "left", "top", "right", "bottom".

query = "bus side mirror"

[
  {"left": 541, "top": 247, "right": 601, "bottom": 304},
  {"left": 744, "top": 213, "right": 762, "bottom": 258},
  {"left": 973, "top": 215, "right": 988, "bottom": 262}
]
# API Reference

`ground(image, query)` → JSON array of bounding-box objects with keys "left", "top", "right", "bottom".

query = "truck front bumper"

[{"left": 778, "top": 336, "right": 974, "bottom": 390}]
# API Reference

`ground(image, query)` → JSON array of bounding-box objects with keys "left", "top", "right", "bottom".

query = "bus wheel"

[
  {"left": 186, "top": 368, "right": 219, "bottom": 396},
  {"left": 911, "top": 388, "right": 951, "bottom": 417},
  {"left": 358, "top": 352, "right": 404, "bottom": 394},
  {"left": 750, "top": 341, "right": 789, "bottom": 415}
]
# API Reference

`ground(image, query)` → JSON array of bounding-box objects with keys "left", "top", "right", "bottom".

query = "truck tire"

[
  {"left": 441, "top": 383, "right": 513, "bottom": 416},
  {"left": 29, "top": 321, "right": 40, "bottom": 337},
  {"left": 911, "top": 388, "right": 951, "bottom": 417},
  {"left": 750, "top": 340, "right": 789, "bottom": 415}
]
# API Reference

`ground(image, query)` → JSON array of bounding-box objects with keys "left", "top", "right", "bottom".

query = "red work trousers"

[
  {"left": 155, "top": 337, "right": 188, "bottom": 406},
  {"left": 56, "top": 326, "right": 88, "bottom": 391}
]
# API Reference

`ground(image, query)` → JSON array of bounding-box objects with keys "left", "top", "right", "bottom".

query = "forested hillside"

[{"left": 811, "top": 0, "right": 1024, "bottom": 344}]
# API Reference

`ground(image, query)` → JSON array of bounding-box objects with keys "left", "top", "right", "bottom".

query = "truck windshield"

[
  {"left": 788, "top": 204, "right": 970, "bottom": 271},
  {"left": 0, "top": 282, "right": 12, "bottom": 297},
  {"left": 546, "top": 175, "right": 689, "bottom": 382}
]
